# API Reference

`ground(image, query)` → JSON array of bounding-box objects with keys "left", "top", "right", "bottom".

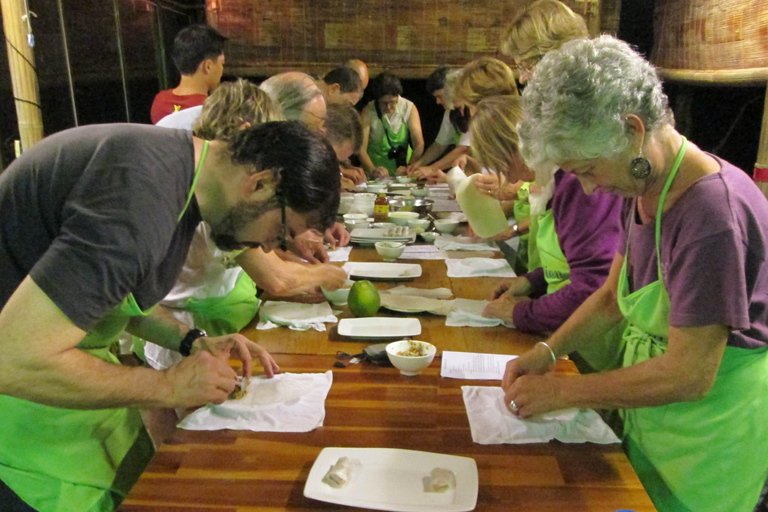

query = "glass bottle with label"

[{"left": 373, "top": 193, "right": 389, "bottom": 223}]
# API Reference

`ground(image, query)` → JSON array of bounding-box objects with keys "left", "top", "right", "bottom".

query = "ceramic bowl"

[
  {"left": 366, "top": 183, "right": 387, "bottom": 194},
  {"left": 321, "top": 280, "right": 355, "bottom": 305},
  {"left": 375, "top": 241, "right": 405, "bottom": 261},
  {"left": 412, "top": 187, "right": 429, "bottom": 198},
  {"left": 388, "top": 211, "right": 420, "bottom": 226},
  {"left": 345, "top": 219, "right": 369, "bottom": 232},
  {"left": 434, "top": 218, "right": 459, "bottom": 234},
  {"left": 386, "top": 339, "right": 437, "bottom": 376},
  {"left": 396, "top": 176, "right": 414, "bottom": 184},
  {"left": 372, "top": 222, "right": 396, "bottom": 229},
  {"left": 343, "top": 213, "right": 367, "bottom": 222},
  {"left": 407, "top": 218, "right": 430, "bottom": 231},
  {"left": 419, "top": 231, "right": 438, "bottom": 243}
]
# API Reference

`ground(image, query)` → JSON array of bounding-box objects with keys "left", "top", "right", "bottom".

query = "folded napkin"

[
  {"left": 462, "top": 386, "right": 620, "bottom": 444},
  {"left": 446, "top": 298, "right": 514, "bottom": 327},
  {"left": 179, "top": 372, "right": 333, "bottom": 432},
  {"left": 257, "top": 301, "right": 338, "bottom": 331},
  {"left": 379, "top": 293, "right": 454, "bottom": 316},
  {"left": 327, "top": 246, "right": 352, "bottom": 262},
  {"left": 435, "top": 236, "right": 500, "bottom": 252},
  {"left": 384, "top": 285, "right": 454, "bottom": 299},
  {"left": 445, "top": 257, "right": 517, "bottom": 278}
]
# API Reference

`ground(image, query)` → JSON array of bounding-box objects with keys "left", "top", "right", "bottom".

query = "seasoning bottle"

[{"left": 373, "top": 193, "right": 389, "bottom": 223}]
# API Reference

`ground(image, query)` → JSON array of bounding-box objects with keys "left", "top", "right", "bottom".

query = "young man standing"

[{"left": 150, "top": 24, "right": 227, "bottom": 124}]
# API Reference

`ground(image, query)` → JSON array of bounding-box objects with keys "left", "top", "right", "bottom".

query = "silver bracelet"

[{"left": 536, "top": 341, "right": 557, "bottom": 365}]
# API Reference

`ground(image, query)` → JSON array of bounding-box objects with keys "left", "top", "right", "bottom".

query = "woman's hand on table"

[
  {"left": 325, "top": 222, "right": 350, "bottom": 248},
  {"left": 488, "top": 277, "right": 532, "bottom": 300},
  {"left": 501, "top": 342, "right": 563, "bottom": 417},
  {"left": 370, "top": 167, "right": 390, "bottom": 180}
]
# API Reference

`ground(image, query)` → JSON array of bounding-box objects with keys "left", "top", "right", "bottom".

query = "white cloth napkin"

[
  {"left": 445, "top": 257, "right": 517, "bottom": 278},
  {"left": 435, "top": 236, "right": 499, "bottom": 252},
  {"left": 178, "top": 372, "right": 333, "bottom": 432},
  {"left": 446, "top": 298, "right": 514, "bottom": 327},
  {"left": 384, "top": 285, "right": 453, "bottom": 299},
  {"left": 462, "top": 386, "right": 620, "bottom": 444},
  {"left": 257, "top": 301, "right": 338, "bottom": 331},
  {"left": 327, "top": 246, "right": 352, "bottom": 262}
]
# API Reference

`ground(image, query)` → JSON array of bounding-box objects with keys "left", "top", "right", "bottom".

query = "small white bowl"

[
  {"left": 321, "top": 280, "right": 355, "bottom": 305},
  {"left": 367, "top": 184, "right": 387, "bottom": 194},
  {"left": 407, "top": 218, "right": 430, "bottom": 231},
  {"left": 396, "top": 176, "right": 414, "bottom": 184},
  {"left": 345, "top": 219, "right": 369, "bottom": 231},
  {"left": 388, "top": 211, "right": 420, "bottom": 226},
  {"left": 386, "top": 340, "right": 436, "bottom": 376},
  {"left": 434, "top": 219, "right": 459, "bottom": 234},
  {"left": 412, "top": 187, "right": 429, "bottom": 198},
  {"left": 372, "top": 222, "right": 396, "bottom": 229},
  {"left": 419, "top": 231, "right": 438, "bottom": 243},
  {"left": 375, "top": 241, "right": 405, "bottom": 261},
  {"left": 343, "top": 213, "right": 367, "bottom": 222}
]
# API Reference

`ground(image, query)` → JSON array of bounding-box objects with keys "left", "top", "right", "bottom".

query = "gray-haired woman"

[{"left": 503, "top": 35, "right": 768, "bottom": 512}]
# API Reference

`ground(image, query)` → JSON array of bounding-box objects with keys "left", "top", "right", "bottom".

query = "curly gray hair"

[{"left": 519, "top": 35, "right": 674, "bottom": 169}]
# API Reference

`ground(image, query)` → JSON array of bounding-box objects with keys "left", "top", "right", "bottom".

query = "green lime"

[{"left": 347, "top": 280, "right": 381, "bottom": 317}]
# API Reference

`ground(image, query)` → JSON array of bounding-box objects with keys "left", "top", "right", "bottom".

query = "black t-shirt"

[{"left": 0, "top": 123, "right": 201, "bottom": 331}]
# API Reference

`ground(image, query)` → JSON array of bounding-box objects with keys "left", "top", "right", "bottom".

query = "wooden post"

[
  {"left": 753, "top": 83, "right": 768, "bottom": 201},
  {"left": 1, "top": 0, "right": 44, "bottom": 152}
]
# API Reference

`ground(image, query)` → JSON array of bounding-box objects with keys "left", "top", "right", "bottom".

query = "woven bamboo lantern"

[{"left": 651, "top": 0, "right": 768, "bottom": 197}]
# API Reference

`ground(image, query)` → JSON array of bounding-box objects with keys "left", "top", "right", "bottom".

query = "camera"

[{"left": 387, "top": 144, "right": 408, "bottom": 167}]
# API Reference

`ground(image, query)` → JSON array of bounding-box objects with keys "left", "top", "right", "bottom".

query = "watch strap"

[{"left": 179, "top": 328, "right": 207, "bottom": 357}]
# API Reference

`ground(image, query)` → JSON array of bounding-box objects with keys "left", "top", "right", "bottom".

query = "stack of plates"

[{"left": 350, "top": 227, "right": 416, "bottom": 244}]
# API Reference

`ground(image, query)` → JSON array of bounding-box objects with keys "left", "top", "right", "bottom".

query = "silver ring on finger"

[{"left": 509, "top": 400, "right": 519, "bottom": 413}]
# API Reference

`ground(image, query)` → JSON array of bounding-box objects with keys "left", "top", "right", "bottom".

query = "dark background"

[{"left": 0, "top": 0, "right": 764, "bottom": 173}]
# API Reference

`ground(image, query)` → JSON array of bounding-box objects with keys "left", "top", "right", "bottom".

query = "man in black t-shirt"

[{"left": 0, "top": 121, "right": 339, "bottom": 511}]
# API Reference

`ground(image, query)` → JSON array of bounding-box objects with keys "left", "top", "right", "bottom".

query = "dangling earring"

[{"left": 630, "top": 148, "right": 652, "bottom": 180}]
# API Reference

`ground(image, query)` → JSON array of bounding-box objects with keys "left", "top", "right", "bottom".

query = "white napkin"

[
  {"left": 446, "top": 298, "right": 514, "bottom": 327},
  {"left": 257, "top": 301, "right": 338, "bottom": 331},
  {"left": 462, "top": 386, "right": 620, "bottom": 444},
  {"left": 179, "top": 372, "right": 333, "bottom": 432},
  {"left": 327, "top": 246, "right": 352, "bottom": 262},
  {"left": 435, "top": 236, "right": 499, "bottom": 252},
  {"left": 445, "top": 257, "right": 517, "bottom": 278},
  {"left": 384, "top": 285, "right": 453, "bottom": 299}
]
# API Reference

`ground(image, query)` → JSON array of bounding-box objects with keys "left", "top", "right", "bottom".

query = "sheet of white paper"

[
  {"left": 440, "top": 351, "right": 518, "bottom": 380},
  {"left": 400, "top": 245, "right": 448, "bottom": 260}
]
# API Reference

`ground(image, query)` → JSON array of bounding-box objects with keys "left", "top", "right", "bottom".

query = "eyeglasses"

[{"left": 512, "top": 55, "right": 542, "bottom": 75}]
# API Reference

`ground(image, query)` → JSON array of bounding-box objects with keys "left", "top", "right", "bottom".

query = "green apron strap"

[
  {"left": 653, "top": 137, "right": 687, "bottom": 280},
  {"left": 179, "top": 139, "right": 208, "bottom": 222}
]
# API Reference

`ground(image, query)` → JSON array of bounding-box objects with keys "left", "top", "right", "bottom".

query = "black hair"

[
  {"left": 228, "top": 121, "right": 340, "bottom": 230},
  {"left": 323, "top": 67, "right": 363, "bottom": 94},
  {"left": 325, "top": 103, "right": 363, "bottom": 152},
  {"left": 449, "top": 107, "right": 471, "bottom": 134},
  {"left": 171, "top": 24, "right": 228, "bottom": 76},
  {"left": 426, "top": 65, "right": 449, "bottom": 94},
  {"left": 372, "top": 72, "right": 403, "bottom": 100}
]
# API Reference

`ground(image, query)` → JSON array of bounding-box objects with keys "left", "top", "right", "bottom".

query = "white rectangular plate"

[
  {"left": 304, "top": 447, "right": 478, "bottom": 512},
  {"left": 337, "top": 317, "right": 421, "bottom": 338},
  {"left": 350, "top": 228, "right": 416, "bottom": 244},
  {"left": 343, "top": 262, "right": 422, "bottom": 280}
]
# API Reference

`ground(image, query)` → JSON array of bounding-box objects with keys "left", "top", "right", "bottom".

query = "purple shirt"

[
  {"left": 620, "top": 156, "right": 768, "bottom": 349},
  {"left": 513, "top": 170, "right": 623, "bottom": 332}
]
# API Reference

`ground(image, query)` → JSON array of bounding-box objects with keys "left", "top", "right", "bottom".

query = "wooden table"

[{"left": 121, "top": 249, "right": 657, "bottom": 512}]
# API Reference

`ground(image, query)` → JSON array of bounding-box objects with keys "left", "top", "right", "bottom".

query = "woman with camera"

[{"left": 359, "top": 72, "right": 424, "bottom": 178}]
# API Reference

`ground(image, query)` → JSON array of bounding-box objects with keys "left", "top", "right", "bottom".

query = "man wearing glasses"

[{"left": 0, "top": 120, "right": 339, "bottom": 512}]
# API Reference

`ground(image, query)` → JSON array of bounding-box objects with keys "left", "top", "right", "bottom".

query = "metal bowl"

[{"left": 389, "top": 198, "right": 434, "bottom": 215}]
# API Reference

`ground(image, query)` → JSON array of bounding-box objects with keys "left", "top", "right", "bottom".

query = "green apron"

[
  {"left": 0, "top": 141, "right": 208, "bottom": 512},
  {"left": 618, "top": 137, "right": 768, "bottom": 511},
  {"left": 532, "top": 206, "right": 625, "bottom": 372},
  {"left": 368, "top": 114, "right": 412, "bottom": 176},
  {"left": 182, "top": 270, "right": 261, "bottom": 336},
  {"left": 512, "top": 182, "right": 531, "bottom": 274}
]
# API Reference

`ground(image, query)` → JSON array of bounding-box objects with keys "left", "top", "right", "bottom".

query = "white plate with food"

[
  {"left": 304, "top": 447, "right": 478, "bottom": 512},
  {"left": 337, "top": 317, "right": 421, "bottom": 338},
  {"left": 350, "top": 227, "right": 416, "bottom": 244},
  {"left": 343, "top": 262, "right": 422, "bottom": 280}
]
